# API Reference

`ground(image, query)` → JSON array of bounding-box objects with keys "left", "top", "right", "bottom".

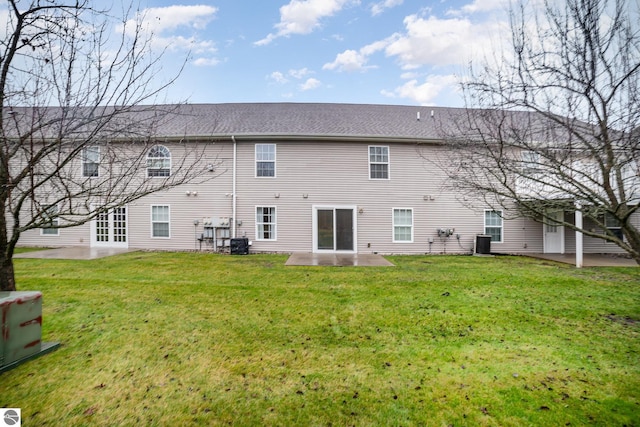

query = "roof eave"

[{"left": 145, "top": 133, "right": 446, "bottom": 145}]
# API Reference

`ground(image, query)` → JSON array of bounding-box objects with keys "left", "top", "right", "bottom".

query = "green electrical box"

[{"left": 1, "top": 291, "right": 44, "bottom": 368}]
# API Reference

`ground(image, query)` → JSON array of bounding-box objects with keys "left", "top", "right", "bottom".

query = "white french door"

[
  {"left": 91, "top": 206, "right": 129, "bottom": 248},
  {"left": 543, "top": 209, "right": 564, "bottom": 254}
]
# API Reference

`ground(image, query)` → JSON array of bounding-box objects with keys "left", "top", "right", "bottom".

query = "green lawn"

[{"left": 2, "top": 252, "right": 639, "bottom": 426}]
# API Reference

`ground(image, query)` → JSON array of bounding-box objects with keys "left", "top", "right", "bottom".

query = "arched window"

[{"left": 147, "top": 145, "right": 171, "bottom": 177}]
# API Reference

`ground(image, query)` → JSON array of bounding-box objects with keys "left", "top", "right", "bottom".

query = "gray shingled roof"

[
  {"left": 2, "top": 102, "right": 565, "bottom": 143},
  {"left": 147, "top": 103, "right": 467, "bottom": 142}
]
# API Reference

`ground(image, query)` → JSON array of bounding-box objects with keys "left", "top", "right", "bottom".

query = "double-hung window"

[
  {"left": 82, "top": 146, "right": 100, "bottom": 177},
  {"left": 256, "top": 144, "right": 276, "bottom": 177},
  {"left": 604, "top": 212, "right": 623, "bottom": 241},
  {"left": 151, "top": 205, "right": 170, "bottom": 238},
  {"left": 393, "top": 208, "right": 413, "bottom": 242},
  {"left": 147, "top": 145, "right": 171, "bottom": 177},
  {"left": 41, "top": 205, "right": 59, "bottom": 236},
  {"left": 369, "top": 146, "right": 389, "bottom": 179},
  {"left": 521, "top": 150, "right": 541, "bottom": 174},
  {"left": 484, "top": 210, "right": 503, "bottom": 243},
  {"left": 256, "top": 207, "right": 276, "bottom": 240}
]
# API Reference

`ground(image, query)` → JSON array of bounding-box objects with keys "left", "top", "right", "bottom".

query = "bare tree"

[
  {"left": 1, "top": 1, "right": 215, "bottom": 290},
  {"left": 440, "top": 0, "right": 640, "bottom": 264}
]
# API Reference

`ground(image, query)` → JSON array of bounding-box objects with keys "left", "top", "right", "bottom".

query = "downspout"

[
  {"left": 232, "top": 135, "right": 237, "bottom": 239},
  {"left": 575, "top": 201, "right": 583, "bottom": 268}
]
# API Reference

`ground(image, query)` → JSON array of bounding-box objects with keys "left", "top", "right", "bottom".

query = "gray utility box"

[
  {"left": 475, "top": 235, "right": 492, "bottom": 255},
  {"left": 0, "top": 291, "right": 43, "bottom": 366}
]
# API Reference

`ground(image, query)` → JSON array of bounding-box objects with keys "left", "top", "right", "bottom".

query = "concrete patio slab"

[
  {"left": 285, "top": 253, "right": 394, "bottom": 267},
  {"left": 526, "top": 253, "right": 637, "bottom": 267},
  {"left": 15, "top": 247, "right": 134, "bottom": 260}
]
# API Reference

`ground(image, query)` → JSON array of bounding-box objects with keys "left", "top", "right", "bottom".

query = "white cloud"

[
  {"left": 138, "top": 5, "right": 218, "bottom": 32},
  {"left": 384, "top": 13, "right": 504, "bottom": 69},
  {"left": 400, "top": 71, "right": 419, "bottom": 79},
  {"left": 268, "top": 71, "right": 289, "bottom": 84},
  {"left": 255, "top": 0, "right": 355, "bottom": 46},
  {"left": 323, "top": 38, "right": 390, "bottom": 72},
  {"left": 299, "top": 77, "right": 322, "bottom": 91},
  {"left": 193, "top": 57, "right": 220, "bottom": 67},
  {"left": 0, "top": 9, "right": 9, "bottom": 40},
  {"left": 382, "top": 74, "right": 458, "bottom": 105},
  {"left": 289, "top": 67, "right": 313, "bottom": 79},
  {"left": 323, "top": 10, "right": 502, "bottom": 73},
  {"left": 370, "top": 0, "right": 403, "bottom": 16},
  {"left": 118, "top": 5, "right": 218, "bottom": 54},
  {"left": 457, "top": 0, "right": 508, "bottom": 14},
  {"left": 323, "top": 49, "right": 368, "bottom": 72},
  {"left": 268, "top": 68, "right": 315, "bottom": 84}
]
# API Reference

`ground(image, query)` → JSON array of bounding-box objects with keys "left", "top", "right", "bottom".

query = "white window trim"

[
  {"left": 368, "top": 145, "right": 390, "bottom": 180},
  {"left": 150, "top": 205, "right": 171, "bottom": 239},
  {"left": 604, "top": 212, "right": 623, "bottom": 242},
  {"left": 311, "top": 205, "right": 358, "bottom": 254},
  {"left": 484, "top": 209, "right": 503, "bottom": 244},
  {"left": 82, "top": 146, "right": 100, "bottom": 178},
  {"left": 40, "top": 204, "right": 60, "bottom": 236},
  {"left": 147, "top": 145, "right": 172, "bottom": 178},
  {"left": 392, "top": 208, "right": 414, "bottom": 243},
  {"left": 255, "top": 144, "right": 276, "bottom": 178},
  {"left": 521, "top": 150, "right": 541, "bottom": 174},
  {"left": 255, "top": 206, "right": 277, "bottom": 241}
]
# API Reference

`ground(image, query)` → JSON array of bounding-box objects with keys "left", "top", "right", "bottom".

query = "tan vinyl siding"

[
  {"left": 129, "top": 142, "right": 234, "bottom": 250},
  {"left": 15, "top": 137, "right": 638, "bottom": 256},
  {"left": 18, "top": 222, "right": 90, "bottom": 247},
  {"left": 236, "top": 141, "right": 481, "bottom": 254}
]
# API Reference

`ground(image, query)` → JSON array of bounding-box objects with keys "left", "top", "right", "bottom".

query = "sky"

[{"left": 123, "top": 0, "right": 512, "bottom": 107}]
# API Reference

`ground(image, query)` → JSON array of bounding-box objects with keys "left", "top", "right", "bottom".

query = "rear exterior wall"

[{"left": 16, "top": 139, "right": 634, "bottom": 255}]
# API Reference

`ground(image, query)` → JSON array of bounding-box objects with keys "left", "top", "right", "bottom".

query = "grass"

[{"left": 2, "top": 252, "right": 639, "bottom": 426}]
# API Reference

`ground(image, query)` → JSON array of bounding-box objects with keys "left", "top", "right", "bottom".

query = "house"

[{"left": 15, "top": 103, "right": 639, "bottom": 258}]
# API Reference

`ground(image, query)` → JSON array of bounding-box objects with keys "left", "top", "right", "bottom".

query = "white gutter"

[{"left": 231, "top": 135, "right": 237, "bottom": 239}]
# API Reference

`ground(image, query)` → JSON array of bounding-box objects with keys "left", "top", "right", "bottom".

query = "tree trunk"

[
  {"left": 624, "top": 228, "right": 640, "bottom": 266},
  {"left": 0, "top": 256, "right": 16, "bottom": 291}
]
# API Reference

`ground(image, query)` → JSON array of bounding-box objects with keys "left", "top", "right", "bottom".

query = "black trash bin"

[
  {"left": 475, "top": 235, "right": 491, "bottom": 254},
  {"left": 230, "top": 238, "right": 249, "bottom": 255}
]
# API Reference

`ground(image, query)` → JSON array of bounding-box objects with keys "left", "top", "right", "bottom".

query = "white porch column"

[{"left": 575, "top": 201, "right": 583, "bottom": 268}]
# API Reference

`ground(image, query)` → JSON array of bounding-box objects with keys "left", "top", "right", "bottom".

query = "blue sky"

[{"left": 126, "top": 0, "right": 511, "bottom": 106}]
